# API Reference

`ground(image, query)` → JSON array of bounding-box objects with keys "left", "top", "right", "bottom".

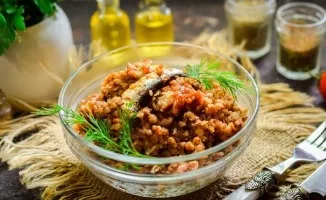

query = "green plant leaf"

[
  {"left": 13, "top": 14, "right": 25, "bottom": 30},
  {"left": 0, "top": 27, "right": 16, "bottom": 55},
  {"left": 15, "top": 6, "right": 24, "bottom": 15},
  {"left": 33, "top": 0, "right": 55, "bottom": 15},
  {"left": 3, "top": 0, "right": 16, "bottom": 13},
  {"left": 0, "top": 0, "right": 58, "bottom": 56},
  {"left": 5, "top": 5, "right": 16, "bottom": 14},
  {"left": 0, "top": 13, "right": 6, "bottom": 29},
  {"left": 0, "top": 0, "right": 28, "bottom": 56}
]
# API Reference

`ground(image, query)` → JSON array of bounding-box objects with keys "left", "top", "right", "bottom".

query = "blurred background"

[
  {"left": 57, "top": 0, "right": 326, "bottom": 105},
  {"left": 60, "top": 0, "right": 326, "bottom": 44}
]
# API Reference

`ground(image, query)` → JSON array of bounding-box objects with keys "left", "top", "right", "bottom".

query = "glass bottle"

[
  {"left": 135, "top": 0, "right": 174, "bottom": 43},
  {"left": 0, "top": 90, "right": 12, "bottom": 122},
  {"left": 275, "top": 2, "right": 326, "bottom": 80},
  {"left": 225, "top": 0, "right": 276, "bottom": 59},
  {"left": 90, "top": 0, "right": 131, "bottom": 55}
]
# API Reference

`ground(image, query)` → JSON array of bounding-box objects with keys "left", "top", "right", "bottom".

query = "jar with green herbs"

[
  {"left": 275, "top": 2, "right": 326, "bottom": 80},
  {"left": 225, "top": 0, "right": 276, "bottom": 59}
]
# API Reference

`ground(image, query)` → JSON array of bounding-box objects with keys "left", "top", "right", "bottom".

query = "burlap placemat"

[{"left": 1, "top": 31, "right": 326, "bottom": 200}]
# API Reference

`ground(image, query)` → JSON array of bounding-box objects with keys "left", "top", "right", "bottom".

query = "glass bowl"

[{"left": 58, "top": 42, "right": 259, "bottom": 198}]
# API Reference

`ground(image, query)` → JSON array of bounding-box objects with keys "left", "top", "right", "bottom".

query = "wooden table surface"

[{"left": 1, "top": 0, "right": 326, "bottom": 199}]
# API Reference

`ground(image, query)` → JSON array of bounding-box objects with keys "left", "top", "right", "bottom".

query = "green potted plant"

[{"left": 0, "top": 0, "right": 73, "bottom": 105}]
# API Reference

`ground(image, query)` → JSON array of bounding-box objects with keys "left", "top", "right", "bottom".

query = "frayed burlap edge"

[{"left": 1, "top": 30, "right": 326, "bottom": 200}]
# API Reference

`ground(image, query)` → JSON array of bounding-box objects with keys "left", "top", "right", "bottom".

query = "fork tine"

[
  {"left": 312, "top": 129, "right": 326, "bottom": 147},
  {"left": 306, "top": 121, "right": 326, "bottom": 144},
  {"left": 320, "top": 140, "right": 326, "bottom": 151}
]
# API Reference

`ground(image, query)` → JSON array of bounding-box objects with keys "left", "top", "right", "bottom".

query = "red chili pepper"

[{"left": 319, "top": 72, "right": 326, "bottom": 100}]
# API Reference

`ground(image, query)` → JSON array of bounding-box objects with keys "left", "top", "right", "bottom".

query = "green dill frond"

[
  {"left": 118, "top": 163, "right": 141, "bottom": 171},
  {"left": 35, "top": 105, "right": 63, "bottom": 116},
  {"left": 35, "top": 105, "right": 88, "bottom": 126},
  {"left": 119, "top": 101, "right": 148, "bottom": 157},
  {"left": 206, "top": 61, "right": 221, "bottom": 70},
  {"left": 84, "top": 115, "right": 121, "bottom": 152},
  {"left": 35, "top": 104, "right": 147, "bottom": 157},
  {"left": 184, "top": 63, "right": 201, "bottom": 80},
  {"left": 184, "top": 59, "right": 246, "bottom": 97}
]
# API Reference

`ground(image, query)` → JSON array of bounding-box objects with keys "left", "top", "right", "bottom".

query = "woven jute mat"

[{"left": 1, "top": 31, "right": 326, "bottom": 200}]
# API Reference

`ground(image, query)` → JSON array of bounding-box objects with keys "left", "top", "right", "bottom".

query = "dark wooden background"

[{"left": 1, "top": 0, "right": 326, "bottom": 199}]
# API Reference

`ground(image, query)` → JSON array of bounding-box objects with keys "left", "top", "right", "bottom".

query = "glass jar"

[
  {"left": 275, "top": 3, "right": 326, "bottom": 80},
  {"left": 135, "top": 0, "right": 174, "bottom": 43},
  {"left": 225, "top": 0, "right": 276, "bottom": 59},
  {"left": 90, "top": 0, "right": 131, "bottom": 55},
  {"left": 0, "top": 90, "right": 12, "bottom": 122}
]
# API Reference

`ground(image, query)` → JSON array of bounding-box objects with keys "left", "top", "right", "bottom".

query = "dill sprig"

[
  {"left": 36, "top": 104, "right": 146, "bottom": 158},
  {"left": 184, "top": 59, "right": 246, "bottom": 97},
  {"left": 119, "top": 101, "right": 148, "bottom": 157}
]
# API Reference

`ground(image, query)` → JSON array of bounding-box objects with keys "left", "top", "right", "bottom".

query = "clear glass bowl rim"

[
  {"left": 58, "top": 42, "right": 260, "bottom": 165},
  {"left": 276, "top": 2, "right": 326, "bottom": 28},
  {"left": 225, "top": 0, "right": 276, "bottom": 11}
]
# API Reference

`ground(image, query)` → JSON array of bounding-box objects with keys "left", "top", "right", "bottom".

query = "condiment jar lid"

[{"left": 225, "top": 0, "right": 276, "bottom": 15}]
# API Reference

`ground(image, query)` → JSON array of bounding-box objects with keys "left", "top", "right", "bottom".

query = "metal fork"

[{"left": 225, "top": 121, "right": 326, "bottom": 200}]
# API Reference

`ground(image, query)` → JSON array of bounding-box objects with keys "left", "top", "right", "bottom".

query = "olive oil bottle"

[
  {"left": 135, "top": 0, "right": 174, "bottom": 43},
  {"left": 90, "top": 0, "right": 131, "bottom": 55}
]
